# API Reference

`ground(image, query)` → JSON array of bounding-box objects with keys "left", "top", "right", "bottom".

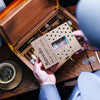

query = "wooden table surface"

[{"left": 0, "top": 5, "right": 100, "bottom": 100}]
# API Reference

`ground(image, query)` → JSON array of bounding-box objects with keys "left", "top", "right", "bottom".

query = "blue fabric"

[
  {"left": 39, "top": 84, "right": 61, "bottom": 100},
  {"left": 69, "top": 70, "right": 100, "bottom": 100},
  {"left": 39, "top": 70, "right": 100, "bottom": 100},
  {"left": 69, "top": 83, "right": 81, "bottom": 100}
]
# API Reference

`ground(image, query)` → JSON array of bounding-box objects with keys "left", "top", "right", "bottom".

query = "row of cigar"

[
  {"left": 47, "top": 18, "right": 75, "bottom": 32},
  {"left": 47, "top": 18, "right": 65, "bottom": 32},
  {"left": 24, "top": 48, "right": 37, "bottom": 65}
]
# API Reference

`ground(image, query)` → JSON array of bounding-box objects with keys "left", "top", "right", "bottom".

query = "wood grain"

[
  {"left": 0, "top": 41, "right": 39, "bottom": 99},
  {"left": 0, "top": 0, "right": 55, "bottom": 45},
  {"left": 55, "top": 51, "right": 92, "bottom": 83},
  {"left": 86, "top": 50, "right": 100, "bottom": 71}
]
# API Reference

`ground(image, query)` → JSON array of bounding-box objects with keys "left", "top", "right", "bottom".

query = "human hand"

[
  {"left": 33, "top": 58, "right": 56, "bottom": 86},
  {"left": 73, "top": 30, "right": 99, "bottom": 54}
]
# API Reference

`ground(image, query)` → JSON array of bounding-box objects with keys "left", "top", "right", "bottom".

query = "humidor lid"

[{"left": 0, "top": 0, "right": 55, "bottom": 46}]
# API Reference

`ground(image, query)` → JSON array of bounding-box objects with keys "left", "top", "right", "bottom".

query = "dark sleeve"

[{"left": 39, "top": 84, "right": 61, "bottom": 100}]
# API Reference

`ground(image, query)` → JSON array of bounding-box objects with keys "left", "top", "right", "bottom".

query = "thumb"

[
  {"left": 38, "top": 62, "right": 43, "bottom": 68},
  {"left": 33, "top": 58, "right": 41, "bottom": 70},
  {"left": 35, "top": 62, "right": 43, "bottom": 72}
]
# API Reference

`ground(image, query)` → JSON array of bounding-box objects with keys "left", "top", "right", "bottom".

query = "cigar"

[
  {"left": 24, "top": 54, "right": 35, "bottom": 64},
  {"left": 40, "top": 15, "right": 58, "bottom": 32},
  {"left": 18, "top": 34, "right": 37, "bottom": 52},
  {"left": 30, "top": 48, "right": 34, "bottom": 53},
  {"left": 30, "top": 48, "right": 37, "bottom": 57},
  {"left": 27, "top": 51, "right": 37, "bottom": 60}
]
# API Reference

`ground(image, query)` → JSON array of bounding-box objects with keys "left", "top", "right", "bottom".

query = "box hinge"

[
  {"left": 53, "top": 0, "right": 64, "bottom": 11},
  {"left": 8, "top": 43, "right": 18, "bottom": 54}
]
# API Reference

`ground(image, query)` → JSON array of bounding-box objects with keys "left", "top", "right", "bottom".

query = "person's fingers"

[
  {"left": 33, "top": 58, "right": 41, "bottom": 73},
  {"left": 81, "top": 47, "right": 85, "bottom": 51},
  {"left": 33, "top": 57, "right": 40, "bottom": 69},
  {"left": 49, "top": 63, "right": 59, "bottom": 72},
  {"left": 35, "top": 57, "right": 40, "bottom": 64},
  {"left": 73, "top": 30, "right": 89, "bottom": 43},
  {"left": 38, "top": 62, "right": 42, "bottom": 67},
  {"left": 75, "top": 47, "right": 85, "bottom": 54},
  {"left": 77, "top": 37, "right": 81, "bottom": 40},
  {"left": 36, "top": 64, "right": 41, "bottom": 71},
  {"left": 34, "top": 72, "right": 40, "bottom": 79},
  {"left": 73, "top": 30, "right": 84, "bottom": 37}
]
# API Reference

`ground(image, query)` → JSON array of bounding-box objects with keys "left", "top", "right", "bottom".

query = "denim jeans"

[{"left": 39, "top": 70, "right": 100, "bottom": 100}]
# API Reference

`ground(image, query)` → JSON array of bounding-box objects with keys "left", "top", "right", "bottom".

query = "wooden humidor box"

[{"left": 0, "top": 0, "right": 79, "bottom": 72}]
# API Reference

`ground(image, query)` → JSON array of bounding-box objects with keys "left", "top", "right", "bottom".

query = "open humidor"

[{"left": 0, "top": 0, "right": 81, "bottom": 72}]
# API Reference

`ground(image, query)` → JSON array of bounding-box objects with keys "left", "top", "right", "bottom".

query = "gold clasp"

[
  {"left": 23, "top": 0, "right": 27, "bottom": 4},
  {"left": 53, "top": 0, "right": 64, "bottom": 11},
  {"left": 8, "top": 43, "right": 17, "bottom": 54}
]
